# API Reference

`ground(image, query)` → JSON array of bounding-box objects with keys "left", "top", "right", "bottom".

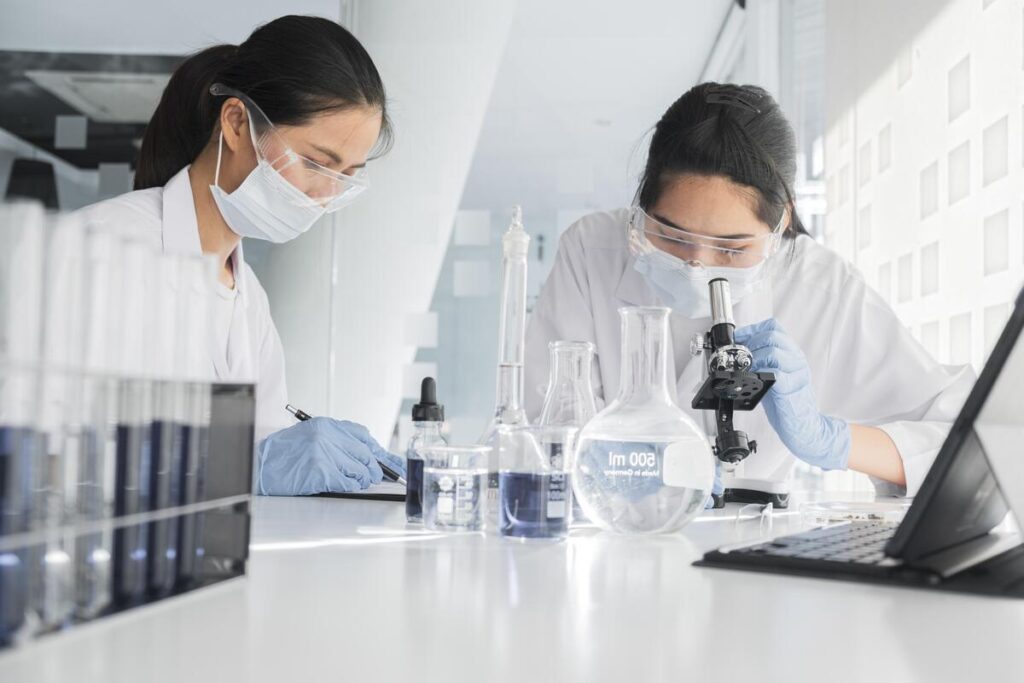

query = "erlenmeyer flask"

[
  {"left": 572, "top": 307, "right": 713, "bottom": 534},
  {"left": 539, "top": 341, "right": 597, "bottom": 428},
  {"left": 538, "top": 341, "right": 596, "bottom": 525}
]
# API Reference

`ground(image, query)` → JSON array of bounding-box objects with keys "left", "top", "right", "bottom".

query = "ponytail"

[
  {"left": 134, "top": 15, "right": 392, "bottom": 191},
  {"left": 134, "top": 44, "right": 235, "bottom": 190}
]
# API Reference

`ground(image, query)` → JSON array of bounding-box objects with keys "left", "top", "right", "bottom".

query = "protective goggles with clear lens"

[
  {"left": 627, "top": 206, "right": 784, "bottom": 268},
  {"left": 210, "top": 83, "right": 369, "bottom": 210}
]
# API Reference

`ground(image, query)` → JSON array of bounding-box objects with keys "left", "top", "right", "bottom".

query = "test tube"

[
  {"left": 176, "top": 255, "right": 215, "bottom": 588},
  {"left": 0, "top": 202, "right": 46, "bottom": 645},
  {"left": 31, "top": 214, "right": 88, "bottom": 630},
  {"left": 147, "top": 251, "right": 185, "bottom": 598},
  {"left": 111, "top": 239, "right": 155, "bottom": 606},
  {"left": 74, "top": 229, "right": 122, "bottom": 618}
]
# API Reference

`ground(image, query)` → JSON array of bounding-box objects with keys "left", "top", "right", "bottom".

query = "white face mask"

[
  {"left": 209, "top": 132, "right": 328, "bottom": 244},
  {"left": 633, "top": 249, "right": 768, "bottom": 319}
]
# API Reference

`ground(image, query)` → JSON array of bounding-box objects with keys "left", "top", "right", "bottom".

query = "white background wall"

[
  {"left": 823, "top": 0, "right": 1024, "bottom": 372},
  {"left": 705, "top": 0, "right": 1024, "bottom": 494},
  {"left": 0, "top": 0, "right": 342, "bottom": 54},
  {"left": 433, "top": 0, "right": 733, "bottom": 445}
]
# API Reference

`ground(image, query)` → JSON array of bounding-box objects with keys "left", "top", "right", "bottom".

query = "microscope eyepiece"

[{"left": 708, "top": 278, "right": 734, "bottom": 327}]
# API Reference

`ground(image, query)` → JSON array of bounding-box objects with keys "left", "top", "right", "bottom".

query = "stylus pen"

[{"left": 285, "top": 404, "right": 406, "bottom": 486}]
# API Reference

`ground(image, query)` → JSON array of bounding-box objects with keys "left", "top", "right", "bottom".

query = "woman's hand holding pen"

[{"left": 257, "top": 416, "right": 406, "bottom": 496}]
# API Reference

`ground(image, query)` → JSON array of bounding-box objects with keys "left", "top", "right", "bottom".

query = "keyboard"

[
  {"left": 699, "top": 522, "right": 1024, "bottom": 596},
  {"left": 699, "top": 521, "right": 902, "bottom": 577}
]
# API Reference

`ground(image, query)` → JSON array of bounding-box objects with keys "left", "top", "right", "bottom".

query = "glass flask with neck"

[
  {"left": 538, "top": 341, "right": 597, "bottom": 525},
  {"left": 572, "top": 306, "right": 713, "bottom": 534},
  {"left": 479, "top": 206, "right": 531, "bottom": 523}
]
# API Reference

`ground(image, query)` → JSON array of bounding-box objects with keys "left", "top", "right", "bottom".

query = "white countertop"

[{"left": 2, "top": 495, "right": 1024, "bottom": 682}]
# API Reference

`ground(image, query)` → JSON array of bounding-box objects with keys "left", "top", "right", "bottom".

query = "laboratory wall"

[
  {"left": 423, "top": 0, "right": 734, "bottom": 446},
  {"left": 717, "top": 0, "right": 1024, "bottom": 493},
  {"left": 823, "top": 0, "right": 1024, "bottom": 374}
]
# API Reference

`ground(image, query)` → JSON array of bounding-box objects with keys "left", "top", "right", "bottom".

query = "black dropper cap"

[{"left": 412, "top": 377, "right": 445, "bottom": 422}]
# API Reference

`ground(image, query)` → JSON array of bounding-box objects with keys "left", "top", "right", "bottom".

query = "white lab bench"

[{"left": 2, "top": 494, "right": 1023, "bottom": 682}]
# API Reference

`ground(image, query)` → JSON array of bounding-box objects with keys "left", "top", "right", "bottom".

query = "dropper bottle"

[{"left": 406, "top": 377, "right": 446, "bottom": 523}]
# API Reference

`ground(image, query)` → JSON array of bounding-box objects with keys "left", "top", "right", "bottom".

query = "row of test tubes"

[{"left": 0, "top": 201, "right": 218, "bottom": 648}]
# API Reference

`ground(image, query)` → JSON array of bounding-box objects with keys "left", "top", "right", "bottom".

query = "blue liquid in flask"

[{"left": 498, "top": 472, "right": 568, "bottom": 540}]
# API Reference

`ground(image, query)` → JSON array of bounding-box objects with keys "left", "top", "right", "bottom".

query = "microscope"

[{"left": 691, "top": 278, "right": 777, "bottom": 508}]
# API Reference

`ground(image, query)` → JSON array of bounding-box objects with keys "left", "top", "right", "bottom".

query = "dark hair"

[
  {"left": 135, "top": 15, "right": 391, "bottom": 190},
  {"left": 636, "top": 82, "right": 808, "bottom": 238}
]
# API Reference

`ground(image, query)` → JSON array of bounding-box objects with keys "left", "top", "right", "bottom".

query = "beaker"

[
  {"left": 497, "top": 426, "right": 574, "bottom": 541},
  {"left": 572, "top": 307, "right": 714, "bottom": 534},
  {"left": 422, "top": 446, "right": 489, "bottom": 533}
]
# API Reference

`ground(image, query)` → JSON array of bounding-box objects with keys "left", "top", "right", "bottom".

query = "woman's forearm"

[{"left": 846, "top": 424, "right": 906, "bottom": 488}]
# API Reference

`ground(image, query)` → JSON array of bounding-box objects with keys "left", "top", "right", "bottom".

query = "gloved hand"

[
  {"left": 735, "top": 318, "right": 851, "bottom": 471},
  {"left": 257, "top": 417, "right": 407, "bottom": 496}
]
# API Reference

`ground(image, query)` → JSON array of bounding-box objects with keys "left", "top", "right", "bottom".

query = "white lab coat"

[
  {"left": 524, "top": 209, "right": 975, "bottom": 497},
  {"left": 75, "top": 166, "right": 291, "bottom": 443}
]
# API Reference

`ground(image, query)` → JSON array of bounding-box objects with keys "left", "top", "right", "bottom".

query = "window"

[
  {"left": 949, "top": 312, "right": 973, "bottom": 365},
  {"left": 838, "top": 164, "right": 850, "bottom": 205},
  {"left": 983, "top": 209, "right": 1010, "bottom": 275},
  {"left": 921, "top": 242, "right": 940, "bottom": 295},
  {"left": 948, "top": 54, "right": 971, "bottom": 122},
  {"left": 982, "top": 116, "right": 1008, "bottom": 186},
  {"left": 859, "top": 141, "right": 872, "bottom": 186},
  {"left": 858, "top": 205, "right": 872, "bottom": 250},
  {"left": 920, "top": 161, "right": 939, "bottom": 219},
  {"left": 878, "top": 123, "right": 892, "bottom": 173},
  {"left": 897, "top": 253, "right": 913, "bottom": 303},
  {"left": 878, "top": 262, "right": 893, "bottom": 303},
  {"left": 947, "top": 141, "right": 971, "bottom": 205},
  {"left": 984, "top": 303, "right": 1011, "bottom": 357},
  {"left": 898, "top": 47, "right": 914, "bottom": 88}
]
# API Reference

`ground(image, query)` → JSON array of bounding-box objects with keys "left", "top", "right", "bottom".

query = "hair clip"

[{"left": 705, "top": 86, "right": 764, "bottom": 115}]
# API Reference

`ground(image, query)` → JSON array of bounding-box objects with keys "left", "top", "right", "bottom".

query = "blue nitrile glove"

[
  {"left": 704, "top": 460, "right": 724, "bottom": 509},
  {"left": 257, "top": 417, "right": 407, "bottom": 496},
  {"left": 734, "top": 318, "right": 851, "bottom": 471}
]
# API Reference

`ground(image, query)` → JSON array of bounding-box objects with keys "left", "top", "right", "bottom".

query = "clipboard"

[{"left": 314, "top": 480, "right": 406, "bottom": 502}]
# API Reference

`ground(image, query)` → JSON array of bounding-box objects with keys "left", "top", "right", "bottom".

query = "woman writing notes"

[{"left": 78, "top": 16, "right": 404, "bottom": 495}]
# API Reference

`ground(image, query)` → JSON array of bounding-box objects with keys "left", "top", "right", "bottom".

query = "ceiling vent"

[{"left": 23, "top": 70, "right": 170, "bottom": 123}]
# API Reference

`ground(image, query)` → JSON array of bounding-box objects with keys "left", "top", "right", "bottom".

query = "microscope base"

[
  {"left": 720, "top": 477, "right": 791, "bottom": 508},
  {"left": 723, "top": 488, "right": 790, "bottom": 509}
]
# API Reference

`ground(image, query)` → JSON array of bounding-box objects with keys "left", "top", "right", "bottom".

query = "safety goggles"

[
  {"left": 210, "top": 84, "right": 369, "bottom": 210},
  {"left": 627, "top": 206, "right": 784, "bottom": 268}
]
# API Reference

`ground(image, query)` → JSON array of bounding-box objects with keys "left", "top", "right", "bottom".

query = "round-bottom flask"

[{"left": 572, "top": 307, "right": 713, "bottom": 534}]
